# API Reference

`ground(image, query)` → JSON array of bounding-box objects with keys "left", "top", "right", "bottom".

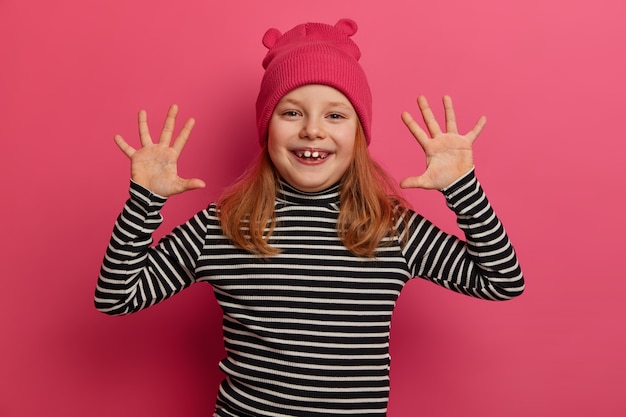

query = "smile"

[{"left": 294, "top": 150, "right": 330, "bottom": 161}]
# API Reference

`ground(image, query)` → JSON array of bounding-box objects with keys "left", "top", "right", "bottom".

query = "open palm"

[
  {"left": 114, "top": 104, "right": 205, "bottom": 197},
  {"left": 400, "top": 95, "right": 486, "bottom": 190}
]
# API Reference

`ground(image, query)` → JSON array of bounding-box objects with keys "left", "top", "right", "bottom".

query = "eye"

[
  {"left": 282, "top": 110, "right": 301, "bottom": 117},
  {"left": 327, "top": 113, "right": 345, "bottom": 120}
]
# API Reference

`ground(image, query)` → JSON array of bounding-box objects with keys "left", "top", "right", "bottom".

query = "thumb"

[
  {"left": 400, "top": 175, "right": 432, "bottom": 189},
  {"left": 183, "top": 178, "right": 206, "bottom": 191},
  {"left": 171, "top": 178, "right": 206, "bottom": 195}
]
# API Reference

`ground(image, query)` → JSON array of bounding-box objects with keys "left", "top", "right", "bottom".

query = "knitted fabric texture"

[{"left": 255, "top": 18, "right": 373, "bottom": 145}]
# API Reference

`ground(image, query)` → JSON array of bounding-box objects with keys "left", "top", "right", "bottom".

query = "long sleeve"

[
  {"left": 95, "top": 181, "right": 206, "bottom": 315},
  {"left": 94, "top": 175, "right": 524, "bottom": 416},
  {"left": 402, "top": 168, "right": 524, "bottom": 300}
]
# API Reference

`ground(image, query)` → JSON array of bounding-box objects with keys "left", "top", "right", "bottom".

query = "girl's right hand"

[{"left": 114, "top": 104, "right": 206, "bottom": 197}]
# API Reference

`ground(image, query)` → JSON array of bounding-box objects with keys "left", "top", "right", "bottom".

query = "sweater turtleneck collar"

[{"left": 276, "top": 180, "right": 341, "bottom": 206}]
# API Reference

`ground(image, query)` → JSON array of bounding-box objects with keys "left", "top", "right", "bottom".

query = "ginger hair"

[{"left": 217, "top": 125, "right": 409, "bottom": 257}]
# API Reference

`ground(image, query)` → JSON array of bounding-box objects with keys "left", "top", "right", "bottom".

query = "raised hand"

[
  {"left": 400, "top": 95, "right": 486, "bottom": 190},
  {"left": 114, "top": 104, "right": 206, "bottom": 197}
]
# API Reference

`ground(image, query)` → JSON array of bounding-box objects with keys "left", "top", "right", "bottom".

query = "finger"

[
  {"left": 169, "top": 177, "right": 206, "bottom": 196},
  {"left": 182, "top": 177, "right": 206, "bottom": 191},
  {"left": 137, "top": 110, "right": 153, "bottom": 148},
  {"left": 171, "top": 117, "right": 196, "bottom": 154},
  {"left": 467, "top": 115, "right": 487, "bottom": 143},
  {"left": 401, "top": 111, "right": 430, "bottom": 150},
  {"left": 159, "top": 104, "right": 179, "bottom": 145},
  {"left": 399, "top": 175, "right": 432, "bottom": 190},
  {"left": 417, "top": 96, "right": 442, "bottom": 137},
  {"left": 114, "top": 134, "right": 136, "bottom": 158},
  {"left": 443, "top": 95, "right": 458, "bottom": 134}
]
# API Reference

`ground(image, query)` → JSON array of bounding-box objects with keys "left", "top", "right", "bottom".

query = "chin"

[{"left": 288, "top": 178, "right": 332, "bottom": 192}]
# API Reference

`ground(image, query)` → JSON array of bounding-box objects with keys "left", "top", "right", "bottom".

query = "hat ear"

[
  {"left": 262, "top": 28, "right": 282, "bottom": 49},
  {"left": 335, "top": 18, "right": 358, "bottom": 36}
]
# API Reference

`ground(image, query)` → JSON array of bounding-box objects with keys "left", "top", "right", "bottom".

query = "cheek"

[
  {"left": 266, "top": 140, "right": 280, "bottom": 168},
  {"left": 266, "top": 119, "right": 279, "bottom": 147},
  {"left": 267, "top": 122, "right": 289, "bottom": 152},
  {"left": 266, "top": 136, "right": 290, "bottom": 179},
  {"left": 266, "top": 129, "right": 280, "bottom": 157},
  {"left": 337, "top": 129, "right": 357, "bottom": 157}
]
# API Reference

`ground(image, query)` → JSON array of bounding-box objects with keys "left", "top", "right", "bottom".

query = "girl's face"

[{"left": 268, "top": 84, "right": 358, "bottom": 193}]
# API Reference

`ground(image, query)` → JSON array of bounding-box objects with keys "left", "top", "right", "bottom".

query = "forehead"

[{"left": 278, "top": 85, "right": 354, "bottom": 108}]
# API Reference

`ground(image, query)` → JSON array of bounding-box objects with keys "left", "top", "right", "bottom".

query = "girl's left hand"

[{"left": 400, "top": 95, "right": 486, "bottom": 190}]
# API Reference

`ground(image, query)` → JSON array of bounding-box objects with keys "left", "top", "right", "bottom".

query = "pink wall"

[{"left": 1, "top": 0, "right": 625, "bottom": 415}]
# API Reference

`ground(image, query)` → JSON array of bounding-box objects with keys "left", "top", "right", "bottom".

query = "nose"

[{"left": 300, "top": 117, "right": 327, "bottom": 140}]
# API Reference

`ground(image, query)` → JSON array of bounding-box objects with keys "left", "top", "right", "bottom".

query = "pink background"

[{"left": 1, "top": 0, "right": 625, "bottom": 416}]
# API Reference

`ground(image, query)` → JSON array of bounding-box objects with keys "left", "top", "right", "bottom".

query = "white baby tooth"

[
  {"left": 312, "top": 151, "right": 319, "bottom": 158},
  {"left": 304, "top": 150, "right": 312, "bottom": 158}
]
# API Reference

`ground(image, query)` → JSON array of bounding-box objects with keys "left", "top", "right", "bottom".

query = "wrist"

[{"left": 441, "top": 166, "right": 475, "bottom": 194}]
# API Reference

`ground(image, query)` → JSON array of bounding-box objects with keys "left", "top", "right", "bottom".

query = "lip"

[{"left": 291, "top": 148, "right": 333, "bottom": 164}]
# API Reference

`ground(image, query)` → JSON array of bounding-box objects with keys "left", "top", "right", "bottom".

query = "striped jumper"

[{"left": 95, "top": 169, "right": 524, "bottom": 416}]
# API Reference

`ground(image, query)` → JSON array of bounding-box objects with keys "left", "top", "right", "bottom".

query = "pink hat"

[{"left": 256, "top": 18, "right": 373, "bottom": 146}]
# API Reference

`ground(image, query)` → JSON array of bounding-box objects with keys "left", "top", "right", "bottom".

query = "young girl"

[{"left": 96, "top": 18, "right": 524, "bottom": 417}]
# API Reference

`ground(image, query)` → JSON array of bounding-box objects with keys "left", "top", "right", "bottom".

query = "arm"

[
  {"left": 95, "top": 105, "right": 207, "bottom": 315},
  {"left": 402, "top": 169, "right": 524, "bottom": 300},
  {"left": 400, "top": 96, "right": 524, "bottom": 300}
]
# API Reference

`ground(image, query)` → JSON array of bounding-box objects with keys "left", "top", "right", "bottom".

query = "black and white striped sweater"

[{"left": 95, "top": 169, "right": 524, "bottom": 416}]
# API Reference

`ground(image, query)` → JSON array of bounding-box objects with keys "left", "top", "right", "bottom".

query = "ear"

[
  {"left": 262, "top": 28, "right": 282, "bottom": 48},
  {"left": 335, "top": 18, "right": 358, "bottom": 36}
]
